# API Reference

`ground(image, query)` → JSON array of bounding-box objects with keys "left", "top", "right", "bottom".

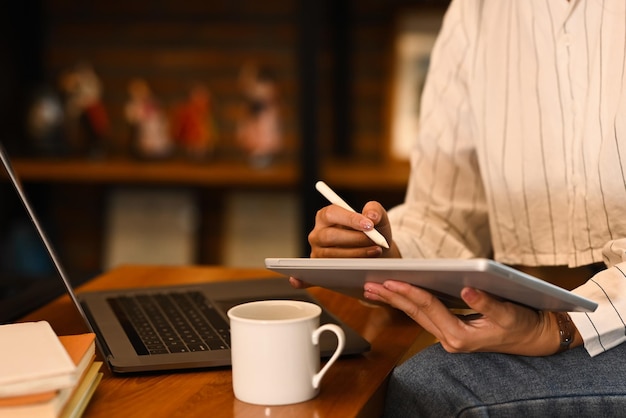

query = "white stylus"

[{"left": 315, "top": 180, "right": 390, "bottom": 249}]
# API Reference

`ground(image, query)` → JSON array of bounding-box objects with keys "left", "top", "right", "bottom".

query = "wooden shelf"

[
  {"left": 10, "top": 158, "right": 410, "bottom": 191},
  {"left": 11, "top": 158, "right": 299, "bottom": 188}
]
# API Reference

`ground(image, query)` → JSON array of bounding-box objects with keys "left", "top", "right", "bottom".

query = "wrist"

[
  {"left": 551, "top": 312, "right": 584, "bottom": 354},
  {"left": 553, "top": 312, "right": 574, "bottom": 354}
]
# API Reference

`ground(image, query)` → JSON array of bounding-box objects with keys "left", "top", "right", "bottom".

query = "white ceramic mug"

[{"left": 227, "top": 300, "right": 346, "bottom": 405}]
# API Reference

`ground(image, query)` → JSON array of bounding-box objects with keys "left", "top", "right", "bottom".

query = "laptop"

[{"left": 0, "top": 143, "right": 370, "bottom": 373}]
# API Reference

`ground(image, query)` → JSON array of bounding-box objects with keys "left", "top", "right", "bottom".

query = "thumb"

[{"left": 460, "top": 287, "right": 499, "bottom": 315}]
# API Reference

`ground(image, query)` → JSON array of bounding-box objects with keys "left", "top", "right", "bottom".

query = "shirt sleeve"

[
  {"left": 570, "top": 239, "right": 626, "bottom": 357},
  {"left": 388, "top": 0, "right": 492, "bottom": 260}
]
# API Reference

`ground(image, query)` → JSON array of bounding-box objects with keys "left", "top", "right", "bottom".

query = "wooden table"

[{"left": 20, "top": 265, "right": 429, "bottom": 418}]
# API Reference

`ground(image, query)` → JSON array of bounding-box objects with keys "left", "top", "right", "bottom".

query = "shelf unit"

[{"left": 2, "top": 0, "right": 437, "bottom": 280}]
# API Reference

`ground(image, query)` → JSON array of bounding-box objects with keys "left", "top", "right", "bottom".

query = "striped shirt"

[{"left": 388, "top": 0, "right": 626, "bottom": 356}]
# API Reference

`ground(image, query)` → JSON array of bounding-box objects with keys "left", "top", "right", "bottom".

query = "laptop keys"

[{"left": 107, "top": 291, "right": 230, "bottom": 356}]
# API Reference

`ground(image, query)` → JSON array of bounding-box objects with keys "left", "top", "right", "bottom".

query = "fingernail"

[
  {"left": 461, "top": 287, "right": 479, "bottom": 303},
  {"left": 366, "top": 211, "right": 379, "bottom": 221},
  {"left": 360, "top": 219, "right": 374, "bottom": 230}
]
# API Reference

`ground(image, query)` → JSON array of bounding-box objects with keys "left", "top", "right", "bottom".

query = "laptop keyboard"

[{"left": 107, "top": 291, "right": 230, "bottom": 356}]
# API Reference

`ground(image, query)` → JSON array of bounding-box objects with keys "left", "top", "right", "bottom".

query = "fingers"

[
  {"left": 361, "top": 201, "right": 390, "bottom": 230},
  {"left": 460, "top": 287, "right": 517, "bottom": 329},
  {"left": 363, "top": 282, "right": 513, "bottom": 352},
  {"left": 366, "top": 281, "right": 551, "bottom": 355},
  {"left": 288, "top": 277, "right": 311, "bottom": 289},
  {"left": 364, "top": 281, "right": 459, "bottom": 342},
  {"left": 308, "top": 223, "right": 378, "bottom": 248},
  {"left": 317, "top": 204, "right": 378, "bottom": 233},
  {"left": 361, "top": 201, "right": 393, "bottom": 248},
  {"left": 311, "top": 245, "right": 383, "bottom": 258},
  {"left": 308, "top": 203, "right": 389, "bottom": 258}
]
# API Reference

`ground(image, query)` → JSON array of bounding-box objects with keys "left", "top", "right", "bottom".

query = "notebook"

[{"left": 0, "top": 143, "right": 370, "bottom": 373}]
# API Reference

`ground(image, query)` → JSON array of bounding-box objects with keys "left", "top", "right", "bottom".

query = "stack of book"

[{"left": 0, "top": 321, "right": 102, "bottom": 418}]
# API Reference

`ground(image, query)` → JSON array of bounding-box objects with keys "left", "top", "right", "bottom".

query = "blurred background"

[{"left": 0, "top": 0, "right": 448, "bottom": 283}]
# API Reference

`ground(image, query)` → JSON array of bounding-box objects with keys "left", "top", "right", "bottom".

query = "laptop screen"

[
  {"left": 0, "top": 176, "right": 62, "bottom": 323},
  {"left": 0, "top": 147, "right": 89, "bottom": 323}
]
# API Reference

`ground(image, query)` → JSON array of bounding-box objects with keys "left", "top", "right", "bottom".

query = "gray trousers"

[{"left": 383, "top": 342, "right": 626, "bottom": 417}]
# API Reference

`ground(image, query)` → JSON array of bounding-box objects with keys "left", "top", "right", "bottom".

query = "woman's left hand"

[{"left": 364, "top": 280, "right": 562, "bottom": 356}]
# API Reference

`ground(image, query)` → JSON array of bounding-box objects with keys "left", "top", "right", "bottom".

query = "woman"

[{"left": 295, "top": 0, "right": 626, "bottom": 415}]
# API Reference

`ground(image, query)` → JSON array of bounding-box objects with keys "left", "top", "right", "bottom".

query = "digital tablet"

[{"left": 265, "top": 258, "right": 598, "bottom": 312}]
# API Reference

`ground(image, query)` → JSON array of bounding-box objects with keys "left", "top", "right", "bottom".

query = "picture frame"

[{"left": 386, "top": 9, "right": 445, "bottom": 161}]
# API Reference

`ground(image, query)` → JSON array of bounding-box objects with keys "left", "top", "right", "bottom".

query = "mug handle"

[{"left": 311, "top": 324, "right": 346, "bottom": 389}]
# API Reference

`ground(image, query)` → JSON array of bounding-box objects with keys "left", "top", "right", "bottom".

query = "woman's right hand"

[
  {"left": 308, "top": 200, "right": 398, "bottom": 258},
  {"left": 289, "top": 200, "right": 398, "bottom": 289}
]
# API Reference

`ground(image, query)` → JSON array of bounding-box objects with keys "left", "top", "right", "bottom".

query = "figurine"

[
  {"left": 235, "top": 62, "right": 282, "bottom": 167},
  {"left": 58, "top": 62, "right": 109, "bottom": 157},
  {"left": 170, "top": 83, "right": 217, "bottom": 160},
  {"left": 124, "top": 78, "right": 172, "bottom": 159},
  {"left": 25, "top": 86, "right": 65, "bottom": 156}
]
